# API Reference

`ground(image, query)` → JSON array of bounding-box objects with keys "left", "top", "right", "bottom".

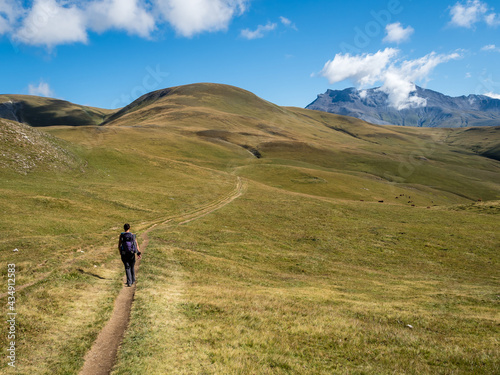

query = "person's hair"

[{"left": 124, "top": 223, "right": 130, "bottom": 231}]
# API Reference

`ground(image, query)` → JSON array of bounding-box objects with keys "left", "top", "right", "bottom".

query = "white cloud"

[
  {"left": 14, "top": 0, "right": 88, "bottom": 48},
  {"left": 320, "top": 48, "right": 399, "bottom": 87},
  {"left": 481, "top": 44, "right": 495, "bottom": 50},
  {"left": 481, "top": 44, "right": 500, "bottom": 51},
  {"left": 28, "top": 80, "right": 54, "bottom": 97},
  {"left": 449, "top": 0, "right": 488, "bottom": 27},
  {"left": 319, "top": 48, "right": 462, "bottom": 110},
  {"left": 484, "top": 92, "right": 500, "bottom": 99},
  {"left": 154, "top": 0, "right": 247, "bottom": 37},
  {"left": 86, "top": 0, "right": 156, "bottom": 38},
  {"left": 383, "top": 22, "right": 414, "bottom": 44},
  {"left": 279, "top": 16, "right": 297, "bottom": 30},
  {"left": 465, "top": 72, "right": 472, "bottom": 78},
  {"left": 280, "top": 16, "right": 291, "bottom": 26},
  {"left": 485, "top": 12, "right": 500, "bottom": 26},
  {"left": 6, "top": 0, "right": 249, "bottom": 47},
  {"left": 449, "top": 0, "right": 499, "bottom": 28},
  {"left": 241, "top": 15, "right": 297, "bottom": 39},
  {"left": 241, "top": 21, "right": 277, "bottom": 40},
  {"left": 385, "top": 52, "right": 460, "bottom": 109},
  {"left": 0, "top": 0, "right": 21, "bottom": 35}
]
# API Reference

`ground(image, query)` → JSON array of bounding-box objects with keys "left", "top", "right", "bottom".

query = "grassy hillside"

[
  {"left": 114, "top": 181, "right": 499, "bottom": 374},
  {"left": 96, "top": 83, "right": 500, "bottom": 204},
  {"left": 0, "top": 94, "right": 114, "bottom": 127},
  {"left": 0, "top": 83, "right": 498, "bottom": 374},
  {"left": 0, "top": 119, "right": 84, "bottom": 174},
  {"left": 445, "top": 126, "right": 500, "bottom": 161}
]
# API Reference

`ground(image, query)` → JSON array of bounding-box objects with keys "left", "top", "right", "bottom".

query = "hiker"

[{"left": 118, "top": 223, "right": 142, "bottom": 287}]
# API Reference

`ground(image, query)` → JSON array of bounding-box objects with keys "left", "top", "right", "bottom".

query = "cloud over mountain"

[
  {"left": 306, "top": 85, "right": 500, "bottom": 128},
  {"left": 319, "top": 48, "right": 461, "bottom": 110}
]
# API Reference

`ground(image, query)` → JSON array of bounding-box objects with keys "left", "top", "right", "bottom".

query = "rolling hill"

[
  {"left": 94, "top": 83, "right": 500, "bottom": 203},
  {"left": 1, "top": 83, "right": 499, "bottom": 374},
  {"left": 306, "top": 85, "right": 500, "bottom": 128},
  {"left": 0, "top": 94, "right": 114, "bottom": 127},
  {"left": 0, "top": 118, "right": 84, "bottom": 174}
]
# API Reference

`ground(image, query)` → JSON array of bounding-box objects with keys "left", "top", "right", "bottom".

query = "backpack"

[{"left": 120, "top": 232, "right": 136, "bottom": 253}]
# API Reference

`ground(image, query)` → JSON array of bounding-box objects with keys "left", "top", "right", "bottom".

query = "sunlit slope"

[
  {"left": 445, "top": 126, "right": 500, "bottom": 161},
  {"left": 114, "top": 179, "right": 499, "bottom": 375},
  {"left": 0, "top": 118, "right": 84, "bottom": 174},
  {"left": 1, "top": 83, "right": 498, "bottom": 374},
  {"left": 0, "top": 119, "right": 238, "bottom": 373},
  {"left": 94, "top": 83, "right": 500, "bottom": 204},
  {"left": 0, "top": 94, "right": 114, "bottom": 126}
]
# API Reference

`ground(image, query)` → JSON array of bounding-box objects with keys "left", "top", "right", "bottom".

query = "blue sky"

[{"left": 0, "top": 0, "right": 499, "bottom": 109}]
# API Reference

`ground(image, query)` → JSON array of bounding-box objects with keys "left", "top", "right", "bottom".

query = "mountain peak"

[{"left": 306, "top": 86, "right": 500, "bottom": 127}]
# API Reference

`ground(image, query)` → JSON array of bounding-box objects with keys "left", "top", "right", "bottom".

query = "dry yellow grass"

[{"left": 1, "top": 83, "right": 498, "bottom": 374}]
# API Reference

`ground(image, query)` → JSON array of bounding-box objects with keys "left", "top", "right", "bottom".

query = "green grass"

[
  {"left": 0, "top": 121, "right": 237, "bottom": 374},
  {"left": 0, "top": 94, "right": 114, "bottom": 127},
  {"left": 0, "top": 83, "right": 498, "bottom": 374},
  {"left": 113, "top": 182, "right": 499, "bottom": 374}
]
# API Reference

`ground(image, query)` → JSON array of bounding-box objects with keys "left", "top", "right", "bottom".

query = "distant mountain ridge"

[
  {"left": 0, "top": 83, "right": 498, "bottom": 164},
  {"left": 306, "top": 86, "right": 500, "bottom": 128}
]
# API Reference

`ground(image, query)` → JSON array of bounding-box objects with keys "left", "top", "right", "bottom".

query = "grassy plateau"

[{"left": 0, "top": 83, "right": 498, "bottom": 374}]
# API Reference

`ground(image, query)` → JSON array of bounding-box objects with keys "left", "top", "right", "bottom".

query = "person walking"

[{"left": 118, "top": 223, "right": 142, "bottom": 287}]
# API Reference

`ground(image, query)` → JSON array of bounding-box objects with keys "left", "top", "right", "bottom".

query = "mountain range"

[
  {"left": 306, "top": 86, "right": 500, "bottom": 128},
  {"left": 0, "top": 83, "right": 499, "bottom": 165}
]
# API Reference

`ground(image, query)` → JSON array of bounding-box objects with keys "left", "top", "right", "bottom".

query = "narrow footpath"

[{"left": 78, "top": 177, "right": 246, "bottom": 375}]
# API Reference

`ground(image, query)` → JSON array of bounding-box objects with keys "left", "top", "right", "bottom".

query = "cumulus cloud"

[
  {"left": 86, "top": 0, "right": 156, "bottom": 37},
  {"left": 484, "top": 92, "right": 500, "bottom": 99},
  {"left": 6, "top": 0, "right": 249, "bottom": 47},
  {"left": 14, "top": 0, "right": 88, "bottom": 47},
  {"left": 449, "top": 0, "right": 499, "bottom": 28},
  {"left": 320, "top": 48, "right": 399, "bottom": 87},
  {"left": 319, "top": 48, "right": 461, "bottom": 110},
  {"left": 28, "top": 80, "right": 54, "bottom": 97},
  {"left": 383, "top": 22, "right": 414, "bottom": 44},
  {"left": 485, "top": 12, "right": 500, "bottom": 26},
  {"left": 241, "top": 21, "right": 277, "bottom": 39},
  {"left": 155, "top": 0, "right": 247, "bottom": 37},
  {"left": 449, "top": 0, "right": 487, "bottom": 27},
  {"left": 0, "top": 0, "right": 21, "bottom": 35}
]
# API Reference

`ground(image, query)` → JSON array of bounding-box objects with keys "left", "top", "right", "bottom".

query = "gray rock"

[{"left": 306, "top": 86, "right": 500, "bottom": 128}]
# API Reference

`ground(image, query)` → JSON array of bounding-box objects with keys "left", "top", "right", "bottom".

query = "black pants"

[{"left": 120, "top": 252, "right": 136, "bottom": 285}]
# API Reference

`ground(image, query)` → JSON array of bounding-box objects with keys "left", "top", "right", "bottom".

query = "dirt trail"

[{"left": 79, "top": 177, "right": 246, "bottom": 375}]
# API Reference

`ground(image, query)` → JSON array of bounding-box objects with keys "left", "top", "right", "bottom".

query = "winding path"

[{"left": 78, "top": 177, "right": 246, "bottom": 375}]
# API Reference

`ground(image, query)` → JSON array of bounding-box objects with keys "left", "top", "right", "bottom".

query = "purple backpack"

[{"left": 120, "top": 232, "right": 136, "bottom": 253}]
